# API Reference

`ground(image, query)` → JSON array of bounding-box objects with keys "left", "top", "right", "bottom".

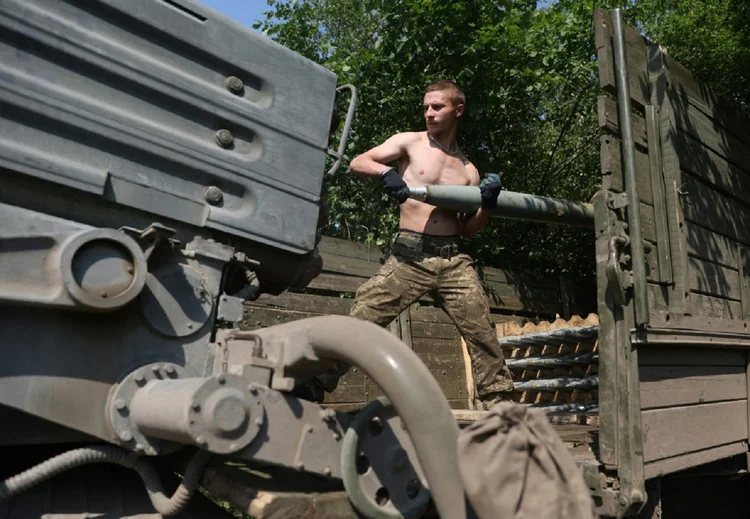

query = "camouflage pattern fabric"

[{"left": 314, "top": 230, "right": 513, "bottom": 404}]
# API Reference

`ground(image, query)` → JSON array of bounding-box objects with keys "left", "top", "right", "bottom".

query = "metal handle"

[
  {"left": 607, "top": 235, "right": 629, "bottom": 306},
  {"left": 326, "top": 84, "right": 359, "bottom": 176}
]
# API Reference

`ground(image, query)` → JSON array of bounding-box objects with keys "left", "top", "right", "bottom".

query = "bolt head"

[
  {"left": 254, "top": 417, "right": 263, "bottom": 426},
  {"left": 215, "top": 129, "right": 234, "bottom": 148},
  {"left": 120, "top": 431, "right": 133, "bottom": 442},
  {"left": 191, "top": 401, "right": 201, "bottom": 412},
  {"left": 225, "top": 76, "right": 244, "bottom": 95},
  {"left": 151, "top": 365, "right": 160, "bottom": 374},
  {"left": 114, "top": 399, "right": 127, "bottom": 411},
  {"left": 248, "top": 384, "right": 258, "bottom": 395},
  {"left": 165, "top": 365, "right": 176, "bottom": 375},
  {"left": 323, "top": 467, "right": 332, "bottom": 476},
  {"left": 195, "top": 436, "right": 207, "bottom": 446},
  {"left": 333, "top": 432, "right": 341, "bottom": 441},
  {"left": 296, "top": 462, "right": 304, "bottom": 470},
  {"left": 135, "top": 443, "right": 145, "bottom": 452},
  {"left": 147, "top": 446, "right": 158, "bottom": 456},
  {"left": 204, "top": 185, "right": 223, "bottom": 205},
  {"left": 217, "top": 374, "right": 226, "bottom": 385}
]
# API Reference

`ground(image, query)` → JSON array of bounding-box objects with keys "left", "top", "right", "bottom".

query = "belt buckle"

[{"left": 438, "top": 245, "right": 452, "bottom": 259}]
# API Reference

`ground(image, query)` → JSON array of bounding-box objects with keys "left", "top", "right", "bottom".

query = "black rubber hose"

[{"left": 0, "top": 445, "right": 211, "bottom": 516}]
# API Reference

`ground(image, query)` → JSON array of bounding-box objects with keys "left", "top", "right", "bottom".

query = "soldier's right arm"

[{"left": 349, "top": 132, "right": 419, "bottom": 178}]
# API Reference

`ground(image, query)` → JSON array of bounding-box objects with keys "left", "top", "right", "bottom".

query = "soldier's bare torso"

[{"left": 397, "top": 132, "right": 478, "bottom": 236}]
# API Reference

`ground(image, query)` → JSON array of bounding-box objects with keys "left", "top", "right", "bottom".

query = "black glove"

[
  {"left": 479, "top": 173, "right": 502, "bottom": 210},
  {"left": 380, "top": 167, "right": 410, "bottom": 204}
]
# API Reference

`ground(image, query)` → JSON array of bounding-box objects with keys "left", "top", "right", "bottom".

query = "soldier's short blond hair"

[{"left": 425, "top": 79, "right": 466, "bottom": 108}]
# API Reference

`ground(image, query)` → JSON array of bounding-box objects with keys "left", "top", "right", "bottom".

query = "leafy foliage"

[{"left": 254, "top": 0, "right": 750, "bottom": 285}]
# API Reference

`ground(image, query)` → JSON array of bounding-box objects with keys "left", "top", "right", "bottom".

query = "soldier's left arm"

[{"left": 460, "top": 164, "right": 492, "bottom": 239}]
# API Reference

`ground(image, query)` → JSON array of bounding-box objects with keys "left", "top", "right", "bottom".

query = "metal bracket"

[
  {"left": 607, "top": 235, "right": 632, "bottom": 306},
  {"left": 120, "top": 223, "right": 178, "bottom": 260}
]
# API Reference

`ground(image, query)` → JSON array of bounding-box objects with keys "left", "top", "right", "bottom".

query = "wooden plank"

[
  {"left": 739, "top": 246, "right": 750, "bottom": 320},
  {"left": 639, "top": 347, "right": 747, "bottom": 367},
  {"left": 671, "top": 96, "right": 750, "bottom": 180},
  {"left": 483, "top": 279, "right": 562, "bottom": 304},
  {"left": 646, "top": 103, "right": 674, "bottom": 285},
  {"left": 690, "top": 292, "right": 743, "bottom": 320},
  {"left": 597, "top": 96, "right": 650, "bottom": 151},
  {"left": 639, "top": 365, "right": 747, "bottom": 409},
  {"left": 305, "top": 272, "right": 366, "bottom": 293},
  {"left": 594, "top": 8, "right": 650, "bottom": 110},
  {"left": 686, "top": 222, "right": 739, "bottom": 270},
  {"left": 663, "top": 52, "right": 750, "bottom": 144},
  {"left": 399, "top": 308, "right": 412, "bottom": 349},
  {"left": 688, "top": 256, "right": 742, "bottom": 301},
  {"left": 644, "top": 441, "right": 748, "bottom": 480},
  {"left": 252, "top": 292, "right": 353, "bottom": 315},
  {"left": 319, "top": 251, "right": 380, "bottom": 278},
  {"left": 410, "top": 321, "right": 461, "bottom": 340},
  {"left": 482, "top": 266, "right": 560, "bottom": 291},
  {"left": 460, "top": 338, "right": 476, "bottom": 410},
  {"left": 681, "top": 173, "right": 750, "bottom": 248},
  {"left": 650, "top": 44, "right": 691, "bottom": 316},
  {"left": 599, "top": 133, "right": 653, "bottom": 205},
  {"left": 641, "top": 400, "right": 748, "bottom": 462},
  {"left": 412, "top": 337, "right": 460, "bottom": 355},
  {"left": 318, "top": 235, "right": 383, "bottom": 262},
  {"left": 674, "top": 131, "right": 750, "bottom": 205}
]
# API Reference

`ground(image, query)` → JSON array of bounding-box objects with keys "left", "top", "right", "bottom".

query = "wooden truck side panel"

[{"left": 595, "top": 7, "right": 750, "bottom": 490}]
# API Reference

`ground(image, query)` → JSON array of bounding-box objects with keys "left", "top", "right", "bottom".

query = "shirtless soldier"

[{"left": 308, "top": 79, "right": 514, "bottom": 409}]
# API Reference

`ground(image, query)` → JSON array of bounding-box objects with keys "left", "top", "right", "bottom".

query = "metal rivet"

[
  {"left": 165, "top": 365, "right": 176, "bottom": 375},
  {"left": 187, "top": 323, "right": 194, "bottom": 329},
  {"left": 248, "top": 384, "right": 258, "bottom": 395},
  {"left": 215, "top": 129, "right": 234, "bottom": 148},
  {"left": 126, "top": 266, "right": 134, "bottom": 274},
  {"left": 254, "top": 418, "right": 263, "bottom": 426},
  {"left": 333, "top": 432, "right": 341, "bottom": 441},
  {"left": 306, "top": 425, "right": 314, "bottom": 433},
  {"left": 204, "top": 186, "right": 223, "bottom": 205},
  {"left": 323, "top": 467, "right": 332, "bottom": 476},
  {"left": 191, "top": 401, "right": 201, "bottom": 412},
  {"left": 135, "top": 443, "right": 145, "bottom": 452},
  {"left": 120, "top": 431, "right": 133, "bottom": 442},
  {"left": 195, "top": 436, "right": 207, "bottom": 446},
  {"left": 152, "top": 365, "right": 160, "bottom": 374},
  {"left": 114, "top": 399, "right": 126, "bottom": 411},
  {"left": 296, "top": 462, "right": 304, "bottom": 470},
  {"left": 217, "top": 375, "right": 226, "bottom": 384},
  {"left": 225, "top": 76, "right": 244, "bottom": 95},
  {"left": 100, "top": 291, "right": 108, "bottom": 298},
  {"left": 134, "top": 372, "right": 146, "bottom": 385}
]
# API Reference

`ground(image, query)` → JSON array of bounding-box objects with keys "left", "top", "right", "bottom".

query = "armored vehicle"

[{"left": 2, "top": 2, "right": 750, "bottom": 519}]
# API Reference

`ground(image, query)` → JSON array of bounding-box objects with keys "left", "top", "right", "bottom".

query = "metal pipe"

[
  {"left": 257, "top": 315, "right": 468, "bottom": 519},
  {"left": 531, "top": 402, "right": 599, "bottom": 415},
  {"left": 327, "top": 84, "right": 358, "bottom": 176},
  {"left": 409, "top": 185, "right": 594, "bottom": 228},
  {"left": 513, "top": 375, "right": 599, "bottom": 391},
  {"left": 506, "top": 352, "right": 598, "bottom": 370},
  {"left": 612, "top": 9, "right": 649, "bottom": 326},
  {"left": 497, "top": 325, "right": 599, "bottom": 349}
]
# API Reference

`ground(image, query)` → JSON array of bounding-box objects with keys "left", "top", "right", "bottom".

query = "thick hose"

[
  {"left": 254, "top": 315, "right": 469, "bottom": 519},
  {"left": 0, "top": 445, "right": 211, "bottom": 516}
]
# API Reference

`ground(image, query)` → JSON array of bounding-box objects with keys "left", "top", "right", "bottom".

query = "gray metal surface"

[
  {"left": 238, "top": 316, "right": 469, "bottom": 519},
  {"left": 341, "top": 397, "right": 430, "bottom": 519},
  {"left": 0, "top": 0, "right": 337, "bottom": 255},
  {"left": 497, "top": 325, "right": 599, "bottom": 349},
  {"left": 612, "top": 8, "right": 649, "bottom": 326},
  {"left": 409, "top": 185, "right": 594, "bottom": 227}
]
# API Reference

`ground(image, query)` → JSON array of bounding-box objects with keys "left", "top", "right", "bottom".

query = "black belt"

[{"left": 392, "top": 237, "right": 459, "bottom": 259}]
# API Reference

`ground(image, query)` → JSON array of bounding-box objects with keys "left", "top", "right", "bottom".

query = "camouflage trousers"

[{"left": 314, "top": 230, "right": 514, "bottom": 403}]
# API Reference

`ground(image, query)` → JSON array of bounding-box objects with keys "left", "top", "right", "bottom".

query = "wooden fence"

[{"left": 240, "top": 235, "right": 596, "bottom": 410}]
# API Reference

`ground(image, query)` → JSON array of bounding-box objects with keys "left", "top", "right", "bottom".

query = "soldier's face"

[{"left": 423, "top": 91, "right": 463, "bottom": 133}]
